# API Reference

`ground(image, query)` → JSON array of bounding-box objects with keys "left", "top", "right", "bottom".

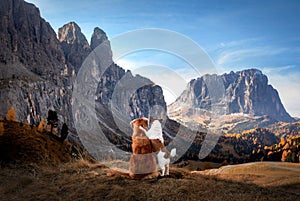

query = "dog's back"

[{"left": 129, "top": 117, "right": 158, "bottom": 179}]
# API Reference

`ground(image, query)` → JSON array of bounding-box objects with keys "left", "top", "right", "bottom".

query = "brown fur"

[
  {"left": 132, "top": 137, "right": 152, "bottom": 154},
  {"left": 150, "top": 139, "right": 170, "bottom": 158},
  {"left": 129, "top": 154, "right": 158, "bottom": 179},
  {"left": 130, "top": 118, "right": 148, "bottom": 138},
  {"left": 130, "top": 118, "right": 151, "bottom": 154},
  {"left": 129, "top": 118, "right": 158, "bottom": 179}
]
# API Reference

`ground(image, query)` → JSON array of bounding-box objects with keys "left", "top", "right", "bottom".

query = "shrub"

[
  {"left": 6, "top": 107, "right": 17, "bottom": 121},
  {"left": 37, "top": 118, "right": 45, "bottom": 132}
]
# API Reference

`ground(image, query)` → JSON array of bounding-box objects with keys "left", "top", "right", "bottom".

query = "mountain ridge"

[{"left": 168, "top": 69, "right": 294, "bottom": 132}]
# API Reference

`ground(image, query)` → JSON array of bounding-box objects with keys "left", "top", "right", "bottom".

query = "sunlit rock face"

[{"left": 169, "top": 69, "right": 294, "bottom": 132}]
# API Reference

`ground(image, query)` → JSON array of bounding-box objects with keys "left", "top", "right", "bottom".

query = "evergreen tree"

[
  {"left": 60, "top": 123, "right": 69, "bottom": 141},
  {"left": 47, "top": 110, "right": 58, "bottom": 134}
]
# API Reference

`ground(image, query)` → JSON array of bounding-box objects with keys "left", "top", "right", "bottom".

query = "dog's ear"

[{"left": 140, "top": 118, "right": 149, "bottom": 129}]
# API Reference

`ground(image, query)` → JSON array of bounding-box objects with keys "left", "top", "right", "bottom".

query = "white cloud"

[
  {"left": 216, "top": 47, "right": 288, "bottom": 66},
  {"left": 215, "top": 38, "right": 262, "bottom": 50}
]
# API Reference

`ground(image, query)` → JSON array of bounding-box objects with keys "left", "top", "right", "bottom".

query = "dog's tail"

[{"left": 170, "top": 148, "right": 176, "bottom": 158}]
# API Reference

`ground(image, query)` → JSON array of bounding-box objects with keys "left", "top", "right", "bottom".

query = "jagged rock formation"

[
  {"left": 168, "top": 69, "right": 294, "bottom": 132},
  {"left": 91, "top": 27, "right": 108, "bottom": 50},
  {"left": 0, "top": 0, "right": 168, "bottom": 147},
  {"left": 0, "top": 0, "right": 66, "bottom": 81},
  {"left": 58, "top": 22, "right": 91, "bottom": 74}
]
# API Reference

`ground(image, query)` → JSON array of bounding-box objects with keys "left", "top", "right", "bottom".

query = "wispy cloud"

[
  {"left": 115, "top": 58, "right": 152, "bottom": 71},
  {"left": 215, "top": 38, "right": 262, "bottom": 50},
  {"left": 262, "top": 65, "right": 295, "bottom": 74},
  {"left": 216, "top": 47, "right": 288, "bottom": 66}
]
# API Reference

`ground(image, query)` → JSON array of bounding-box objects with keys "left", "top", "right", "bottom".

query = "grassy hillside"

[
  {"left": 0, "top": 119, "right": 87, "bottom": 165},
  {"left": 198, "top": 162, "right": 300, "bottom": 195}
]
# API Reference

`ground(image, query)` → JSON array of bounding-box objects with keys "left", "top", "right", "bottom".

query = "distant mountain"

[{"left": 168, "top": 69, "right": 294, "bottom": 132}]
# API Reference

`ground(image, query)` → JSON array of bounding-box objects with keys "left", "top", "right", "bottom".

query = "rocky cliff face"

[
  {"left": 0, "top": 0, "right": 74, "bottom": 129},
  {"left": 91, "top": 27, "right": 108, "bottom": 50},
  {"left": 58, "top": 22, "right": 91, "bottom": 74},
  {"left": 0, "top": 0, "right": 66, "bottom": 81},
  {"left": 0, "top": 0, "right": 167, "bottom": 143},
  {"left": 169, "top": 69, "right": 294, "bottom": 132}
]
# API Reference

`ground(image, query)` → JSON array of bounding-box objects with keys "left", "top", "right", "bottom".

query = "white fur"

[
  {"left": 157, "top": 148, "right": 176, "bottom": 176},
  {"left": 139, "top": 120, "right": 176, "bottom": 176},
  {"left": 139, "top": 120, "right": 164, "bottom": 143}
]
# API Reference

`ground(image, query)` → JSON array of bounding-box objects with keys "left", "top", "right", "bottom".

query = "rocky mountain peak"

[
  {"left": 58, "top": 22, "right": 89, "bottom": 47},
  {"left": 169, "top": 69, "right": 294, "bottom": 129},
  {"left": 58, "top": 22, "right": 91, "bottom": 73},
  {"left": 91, "top": 27, "right": 108, "bottom": 50}
]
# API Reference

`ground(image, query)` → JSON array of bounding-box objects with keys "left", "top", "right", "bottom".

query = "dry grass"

[
  {"left": 198, "top": 162, "right": 300, "bottom": 196},
  {"left": 176, "top": 160, "right": 222, "bottom": 171},
  {"left": 0, "top": 161, "right": 299, "bottom": 201},
  {"left": 0, "top": 120, "right": 299, "bottom": 200}
]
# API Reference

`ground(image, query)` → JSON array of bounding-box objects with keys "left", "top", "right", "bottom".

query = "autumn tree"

[
  {"left": 47, "top": 110, "right": 58, "bottom": 134},
  {"left": 60, "top": 123, "right": 69, "bottom": 141},
  {"left": 37, "top": 118, "right": 45, "bottom": 132},
  {"left": 6, "top": 107, "right": 17, "bottom": 121},
  {"left": 0, "top": 122, "right": 4, "bottom": 134}
]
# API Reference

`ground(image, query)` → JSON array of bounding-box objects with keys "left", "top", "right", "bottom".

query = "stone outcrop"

[
  {"left": 168, "top": 69, "right": 294, "bottom": 131},
  {"left": 91, "top": 27, "right": 108, "bottom": 50},
  {"left": 58, "top": 22, "right": 91, "bottom": 74}
]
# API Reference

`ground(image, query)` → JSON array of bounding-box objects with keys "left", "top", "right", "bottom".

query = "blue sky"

[{"left": 27, "top": 0, "right": 300, "bottom": 117}]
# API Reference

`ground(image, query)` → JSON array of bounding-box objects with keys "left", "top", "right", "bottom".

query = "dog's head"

[
  {"left": 130, "top": 117, "right": 149, "bottom": 130},
  {"left": 149, "top": 117, "right": 163, "bottom": 126}
]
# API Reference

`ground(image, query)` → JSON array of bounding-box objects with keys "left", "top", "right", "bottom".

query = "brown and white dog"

[
  {"left": 139, "top": 118, "right": 176, "bottom": 176},
  {"left": 129, "top": 117, "right": 158, "bottom": 179}
]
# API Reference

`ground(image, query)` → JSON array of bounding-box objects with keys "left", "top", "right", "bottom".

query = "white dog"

[
  {"left": 139, "top": 119, "right": 176, "bottom": 176},
  {"left": 157, "top": 147, "right": 176, "bottom": 176}
]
